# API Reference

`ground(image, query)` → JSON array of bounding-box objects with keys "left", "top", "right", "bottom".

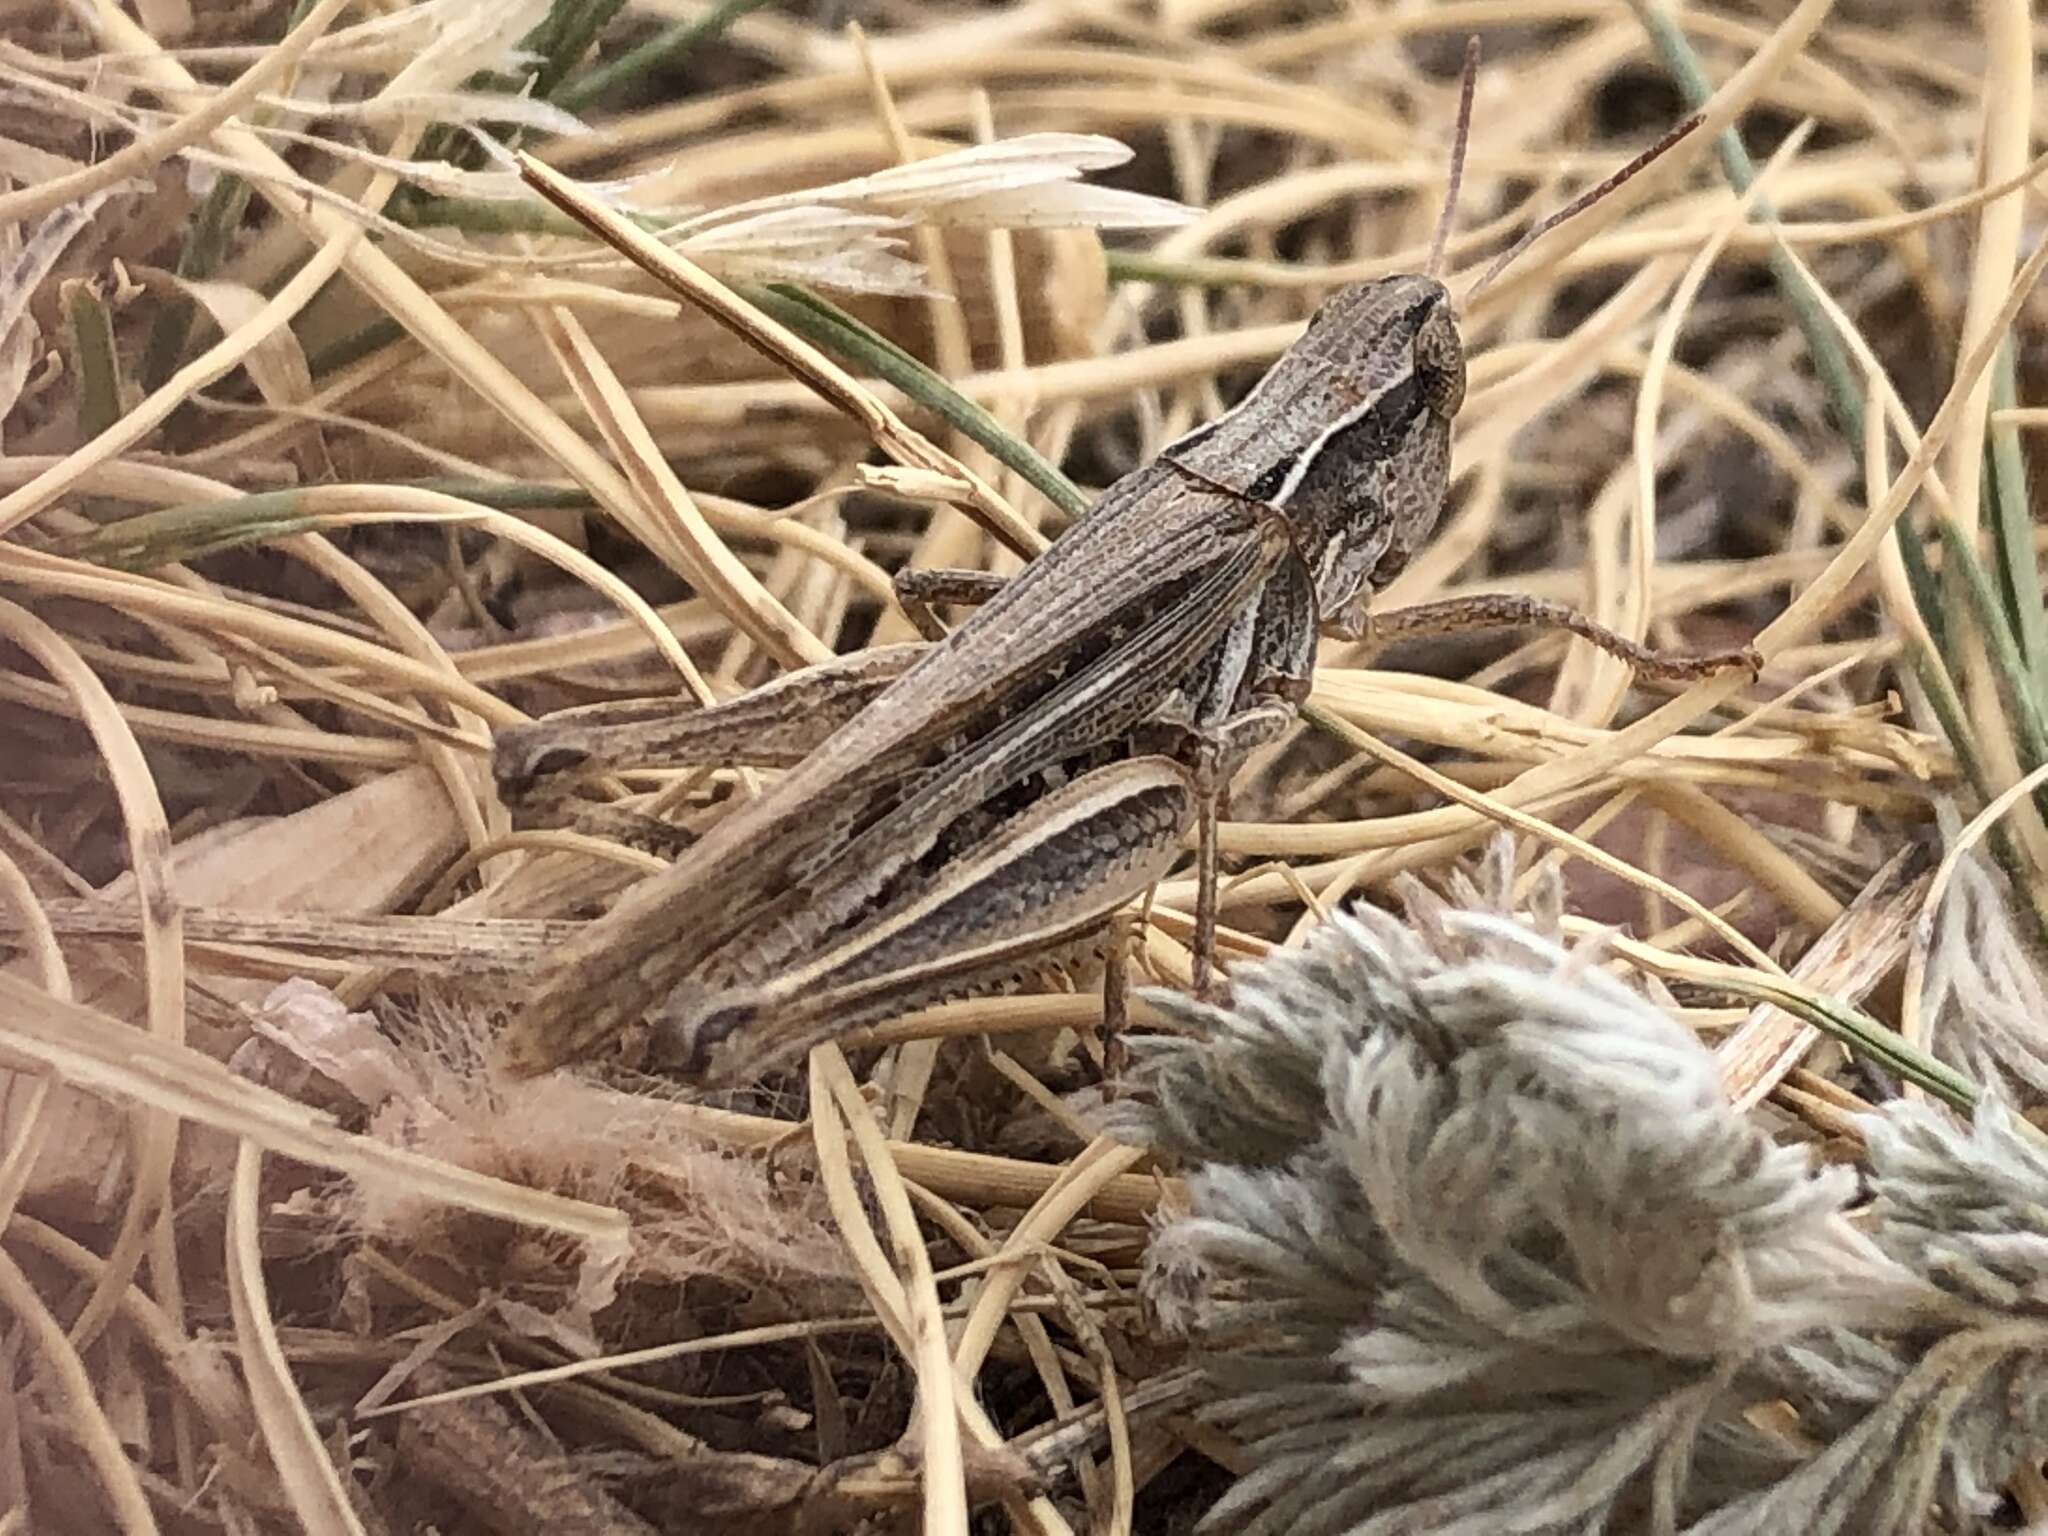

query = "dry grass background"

[{"left": 0, "top": 0, "right": 2043, "bottom": 1530}]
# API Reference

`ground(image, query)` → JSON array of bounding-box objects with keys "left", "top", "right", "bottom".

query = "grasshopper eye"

[{"left": 1412, "top": 307, "right": 1466, "bottom": 416}]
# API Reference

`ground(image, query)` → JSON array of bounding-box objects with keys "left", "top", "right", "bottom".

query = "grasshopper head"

[{"left": 1159, "top": 273, "right": 1464, "bottom": 623}]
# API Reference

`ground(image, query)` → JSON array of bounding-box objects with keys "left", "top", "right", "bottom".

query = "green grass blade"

[
  {"left": 745, "top": 283, "right": 1090, "bottom": 523},
  {"left": 1986, "top": 341, "right": 2048, "bottom": 690},
  {"left": 558, "top": 0, "right": 779, "bottom": 112},
  {"left": 63, "top": 280, "right": 124, "bottom": 441}
]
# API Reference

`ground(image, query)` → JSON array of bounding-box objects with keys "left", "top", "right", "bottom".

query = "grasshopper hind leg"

[
  {"left": 648, "top": 756, "right": 1196, "bottom": 1084},
  {"left": 493, "top": 642, "right": 922, "bottom": 801},
  {"left": 1163, "top": 700, "right": 1298, "bottom": 999},
  {"left": 891, "top": 567, "right": 1012, "bottom": 642}
]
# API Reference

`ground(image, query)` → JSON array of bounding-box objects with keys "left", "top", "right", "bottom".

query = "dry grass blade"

[
  {"left": 0, "top": 1248, "right": 157, "bottom": 1534},
  {"left": 0, "top": 225, "right": 371, "bottom": 538},
  {"left": 227, "top": 1142, "right": 369, "bottom": 1536},
  {"left": 0, "top": 0, "right": 357, "bottom": 227},
  {"left": 0, "top": 972, "right": 626, "bottom": 1249},
  {"left": 0, "top": 597, "right": 183, "bottom": 1351},
  {"left": 674, "top": 130, "right": 1194, "bottom": 231},
  {"left": 1302, "top": 703, "right": 1780, "bottom": 973},
  {"left": 951, "top": 1137, "right": 1148, "bottom": 1385},
  {"left": 0, "top": 904, "right": 579, "bottom": 973},
  {"left": 1462, "top": 0, "right": 1836, "bottom": 308},
  {"left": 1718, "top": 844, "right": 1932, "bottom": 1109},
  {"left": 533, "top": 301, "right": 828, "bottom": 669},
  {"left": 810, "top": 1046, "right": 967, "bottom": 1534}
]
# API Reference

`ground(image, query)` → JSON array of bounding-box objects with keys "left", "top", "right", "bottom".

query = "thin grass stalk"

[
  {"left": 1897, "top": 645, "right": 2048, "bottom": 948},
  {"left": 1632, "top": 0, "right": 1948, "bottom": 655},
  {"left": 1636, "top": 0, "right": 2048, "bottom": 947},
  {"left": 303, "top": 284, "right": 1093, "bottom": 534},
  {"left": 1936, "top": 517, "right": 2048, "bottom": 789},
  {"left": 56, "top": 481, "right": 594, "bottom": 570},
  {"left": 1697, "top": 966, "right": 1982, "bottom": 1112}
]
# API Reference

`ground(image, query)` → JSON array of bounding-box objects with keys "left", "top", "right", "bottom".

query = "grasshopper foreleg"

[
  {"left": 1099, "top": 911, "right": 1135, "bottom": 1085},
  {"left": 1156, "top": 553, "right": 1319, "bottom": 998},
  {"left": 1139, "top": 699, "right": 1298, "bottom": 999},
  {"left": 1338, "top": 593, "right": 1762, "bottom": 681}
]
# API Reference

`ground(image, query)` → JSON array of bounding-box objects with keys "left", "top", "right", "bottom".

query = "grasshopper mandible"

[{"left": 493, "top": 54, "right": 1746, "bottom": 1083}]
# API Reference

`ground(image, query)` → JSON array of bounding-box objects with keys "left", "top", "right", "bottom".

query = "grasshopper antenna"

[
  {"left": 1425, "top": 36, "right": 1482, "bottom": 281},
  {"left": 1463, "top": 108, "right": 1704, "bottom": 304}
]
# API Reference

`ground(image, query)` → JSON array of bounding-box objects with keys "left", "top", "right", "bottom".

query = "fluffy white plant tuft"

[{"left": 1118, "top": 846, "right": 2048, "bottom": 1534}]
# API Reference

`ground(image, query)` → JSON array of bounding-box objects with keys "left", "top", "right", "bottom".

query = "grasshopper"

[{"left": 494, "top": 63, "right": 1747, "bottom": 1083}]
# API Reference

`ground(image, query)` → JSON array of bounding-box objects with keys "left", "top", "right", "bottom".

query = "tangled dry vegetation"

[{"left": 3, "top": 0, "right": 2048, "bottom": 1531}]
